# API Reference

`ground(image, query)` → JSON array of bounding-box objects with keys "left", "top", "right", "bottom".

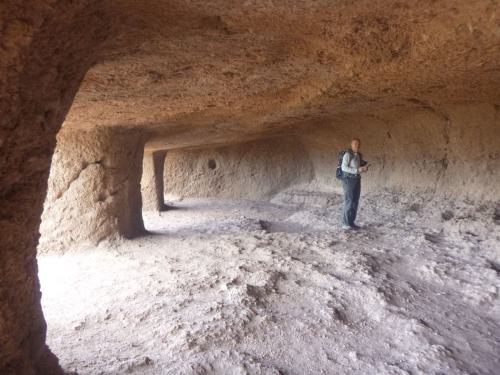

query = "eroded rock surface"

[
  {"left": 39, "top": 195, "right": 500, "bottom": 374},
  {"left": 163, "top": 103, "right": 499, "bottom": 202},
  {"left": 164, "top": 137, "right": 314, "bottom": 200},
  {"left": 66, "top": 0, "right": 500, "bottom": 142},
  {"left": 39, "top": 128, "right": 146, "bottom": 253},
  {"left": 1, "top": 0, "right": 499, "bottom": 373},
  {"left": 141, "top": 150, "right": 167, "bottom": 213}
]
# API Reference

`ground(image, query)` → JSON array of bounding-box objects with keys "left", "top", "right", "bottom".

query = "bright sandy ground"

[{"left": 38, "top": 191, "right": 500, "bottom": 374}]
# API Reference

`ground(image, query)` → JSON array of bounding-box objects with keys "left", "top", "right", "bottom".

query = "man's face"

[{"left": 351, "top": 139, "right": 360, "bottom": 152}]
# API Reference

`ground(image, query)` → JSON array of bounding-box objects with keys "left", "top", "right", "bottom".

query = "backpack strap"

[
  {"left": 345, "top": 149, "right": 353, "bottom": 162},
  {"left": 346, "top": 149, "right": 362, "bottom": 161}
]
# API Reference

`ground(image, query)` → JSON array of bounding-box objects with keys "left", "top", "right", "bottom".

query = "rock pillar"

[
  {"left": 141, "top": 150, "right": 167, "bottom": 212},
  {"left": 39, "top": 128, "right": 146, "bottom": 253}
]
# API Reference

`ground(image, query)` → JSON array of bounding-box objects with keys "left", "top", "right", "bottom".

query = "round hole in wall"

[{"left": 208, "top": 159, "right": 217, "bottom": 170}]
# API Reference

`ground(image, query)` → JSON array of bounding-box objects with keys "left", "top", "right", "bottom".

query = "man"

[{"left": 341, "top": 138, "right": 369, "bottom": 230}]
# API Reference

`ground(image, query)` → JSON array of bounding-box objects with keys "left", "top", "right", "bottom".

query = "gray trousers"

[{"left": 342, "top": 176, "right": 361, "bottom": 226}]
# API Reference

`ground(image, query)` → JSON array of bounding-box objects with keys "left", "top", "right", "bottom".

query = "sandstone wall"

[
  {"left": 163, "top": 138, "right": 314, "bottom": 200},
  {"left": 163, "top": 103, "right": 499, "bottom": 203},
  {"left": 39, "top": 128, "right": 146, "bottom": 253},
  {"left": 301, "top": 102, "right": 500, "bottom": 202},
  {"left": 0, "top": 2, "right": 111, "bottom": 373}
]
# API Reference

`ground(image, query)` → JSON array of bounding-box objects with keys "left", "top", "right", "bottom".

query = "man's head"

[{"left": 350, "top": 138, "right": 361, "bottom": 152}]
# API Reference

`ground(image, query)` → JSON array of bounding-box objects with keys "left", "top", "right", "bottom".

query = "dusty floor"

[{"left": 38, "top": 191, "right": 500, "bottom": 374}]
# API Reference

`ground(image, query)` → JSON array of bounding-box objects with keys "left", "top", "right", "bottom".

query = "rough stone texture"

[
  {"left": 163, "top": 103, "right": 499, "bottom": 203},
  {"left": 0, "top": 1, "right": 110, "bottom": 373},
  {"left": 164, "top": 138, "right": 314, "bottom": 200},
  {"left": 66, "top": 0, "right": 499, "bottom": 143},
  {"left": 300, "top": 103, "right": 500, "bottom": 201},
  {"left": 1, "top": 4, "right": 498, "bottom": 178},
  {"left": 38, "top": 196, "right": 500, "bottom": 374},
  {"left": 39, "top": 128, "right": 146, "bottom": 253},
  {"left": 141, "top": 150, "right": 167, "bottom": 213},
  {"left": 0, "top": 0, "right": 499, "bottom": 373}
]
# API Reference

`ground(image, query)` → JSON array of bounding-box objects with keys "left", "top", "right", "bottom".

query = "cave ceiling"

[{"left": 62, "top": 0, "right": 500, "bottom": 147}]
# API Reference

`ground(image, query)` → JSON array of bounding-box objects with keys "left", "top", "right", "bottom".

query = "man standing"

[{"left": 341, "top": 138, "right": 369, "bottom": 230}]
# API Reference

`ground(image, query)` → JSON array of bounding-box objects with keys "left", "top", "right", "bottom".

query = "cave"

[{"left": 1, "top": 1, "right": 499, "bottom": 374}]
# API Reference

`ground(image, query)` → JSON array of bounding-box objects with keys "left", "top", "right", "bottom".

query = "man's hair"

[{"left": 351, "top": 137, "right": 361, "bottom": 143}]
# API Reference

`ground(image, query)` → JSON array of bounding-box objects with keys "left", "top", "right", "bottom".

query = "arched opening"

[{"left": 1, "top": 1, "right": 499, "bottom": 374}]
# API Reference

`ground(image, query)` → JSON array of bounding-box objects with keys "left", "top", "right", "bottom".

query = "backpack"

[
  {"left": 336, "top": 150, "right": 351, "bottom": 180},
  {"left": 336, "top": 149, "right": 364, "bottom": 180}
]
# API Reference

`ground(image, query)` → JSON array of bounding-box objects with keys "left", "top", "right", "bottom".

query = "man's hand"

[{"left": 358, "top": 165, "right": 369, "bottom": 173}]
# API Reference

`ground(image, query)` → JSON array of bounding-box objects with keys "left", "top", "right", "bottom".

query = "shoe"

[
  {"left": 342, "top": 225, "right": 352, "bottom": 230},
  {"left": 351, "top": 224, "right": 362, "bottom": 230}
]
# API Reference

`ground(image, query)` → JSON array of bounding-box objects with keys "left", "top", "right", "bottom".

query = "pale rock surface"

[
  {"left": 39, "top": 128, "right": 146, "bottom": 253},
  {"left": 164, "top": 137, "right": 314, "bottom": 201},
  {"left": 141, "top": 150, "right": 167, "bottom": 213},
  {"left": 162, "top": 103, "right": 499, "bottom": 202},
  {"left": 39, "top": 193, "right": 500, "bottom": 374}
]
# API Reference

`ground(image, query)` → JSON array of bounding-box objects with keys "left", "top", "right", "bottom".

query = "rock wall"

[
  {"left": 0, "top": 2, "right": 110, "bottom": 373},
  {"left": 301, "top": 102, "right": 500, "bottom": 202},
  {"left": 163, "top": 103, "right": 499, "bottom": 203},
  {"left": 164, "top": 138, "right": 314, "bottom": 200},
  {"left": 39, "top": 128, "right": 146, "bottom": 253}
]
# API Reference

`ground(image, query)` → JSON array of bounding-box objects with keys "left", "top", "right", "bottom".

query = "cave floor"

[{"left": 38, "top": 194, "right": 500, "bottom": 374}]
